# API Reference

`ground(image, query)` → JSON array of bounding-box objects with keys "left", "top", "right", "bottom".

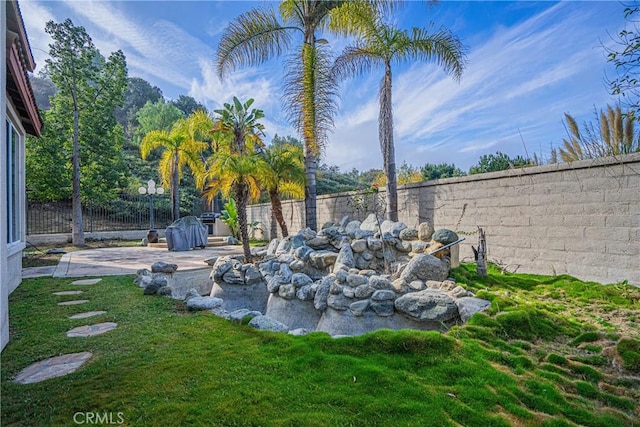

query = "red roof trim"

[
  {"left": 7, "top": 0, "right": 35, "bottom": 71},
  {"left": 8, "top": 40, "right": 42, "bottom": 136}
]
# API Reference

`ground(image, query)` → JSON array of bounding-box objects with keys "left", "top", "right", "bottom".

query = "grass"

[
  {"left": 2, "top": 263, "right": 639, "bottom": 426},
  {"left": 23, "top": 239, "right": 141, "bottom": 268}
]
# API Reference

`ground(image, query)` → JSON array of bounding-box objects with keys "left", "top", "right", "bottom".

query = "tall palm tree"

[
  {"left": 258, "top": 143, "right": 305, "bottom": 238},
  {"left": 204, "top": 97, "right": 266, "bottom": 262},
  {"left": 140, "top": 110, "right": 211, "bottom": 221},
  {"left": 216, "top": 0, "right": 389, "bottom": 231},
  {"left": 333, "top": 19, "right": 466, "bottom": 221},
  {"left": 560, "top": 104, "right": 640, "bottom": 162}
]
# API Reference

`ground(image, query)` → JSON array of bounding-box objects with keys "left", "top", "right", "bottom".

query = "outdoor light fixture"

[{"left": 138, "top": 179, "right": 164, "bottom": 241}]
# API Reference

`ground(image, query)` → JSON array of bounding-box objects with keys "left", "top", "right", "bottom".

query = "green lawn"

[{"left": 2, "top": 264, "right": 638, "bottom": 426}]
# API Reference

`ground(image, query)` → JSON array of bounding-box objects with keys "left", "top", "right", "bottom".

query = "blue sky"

[{"left": 21, "top": 1, "right": 622, "bottom": 172}]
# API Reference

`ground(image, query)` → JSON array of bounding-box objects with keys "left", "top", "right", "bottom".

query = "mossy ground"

[{"left": 2, "top": 263, "right": 638, "bottom": 426}]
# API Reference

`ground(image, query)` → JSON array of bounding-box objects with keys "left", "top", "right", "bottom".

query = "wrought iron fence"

[{"left": 27, "top": 194, "right": 176, "bottom": 234}]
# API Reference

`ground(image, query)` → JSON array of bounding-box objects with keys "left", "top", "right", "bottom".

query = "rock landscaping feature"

[
  {"left": 66, "top": 322, "right": 118, "bottom": 338},
  {"left": 135, "top": 261, "right": 213, "bottom": 299},
  {"left": 71, "top": 278, "right": 102, "bottom": 286},
  {"left": 133, "top": 217, "right": 486, "bottom": 336},
  {"left": 58, "top": 300, "right": 90, "bottom": 306},
  {"left": 69, "top": 311, "right": 107, "bottom": 320},
  {"left": 13, "top": 352, "right": 93, "bottom": 384}
]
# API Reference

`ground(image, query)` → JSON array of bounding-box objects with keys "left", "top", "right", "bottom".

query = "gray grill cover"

[{"left": 165, "top": 216, "right": 208, "bottom": 251}]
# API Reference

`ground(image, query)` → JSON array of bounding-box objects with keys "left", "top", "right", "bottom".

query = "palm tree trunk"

[
  {"left": 235, "top": 183, "right": 252, "bottom": 263},
  {"left": 270, "top": 189, "right": 288, "bottom": 238},
  {"left": 71, "top": 108, "right": 85, "bottom": 246},
  {"left": 171, "top": 152, "right": 180, "bottom": 222},
  {"left": 302, "top": 38, "right": 318, "bottom": 232},
  {"left": 380, "top": 61, "right": 398, "bottom": 221},
  {"left": 303, "top": 153, "right": 318, "bottom": 231}
]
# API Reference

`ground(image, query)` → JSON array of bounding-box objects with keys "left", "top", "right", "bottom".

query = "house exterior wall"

[
  {"left": 248, "top": 153, "right": 640, "bottom": 286},
  {"left": 1, "top": 0, "right": 9, "bottom": 351}
]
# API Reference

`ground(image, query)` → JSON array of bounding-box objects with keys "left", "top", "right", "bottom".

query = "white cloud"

[{"left": 19, "top": 0, "right": 56, "bottom": 72}]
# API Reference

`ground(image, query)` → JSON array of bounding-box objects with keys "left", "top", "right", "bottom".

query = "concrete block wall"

[{"left": 248, "top": 153, "right": 639, "bottom": 286}]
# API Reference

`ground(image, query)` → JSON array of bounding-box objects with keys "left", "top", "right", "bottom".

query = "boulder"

[
  {"left": 291, "top": 272, "right": 313, "bottom": 288},
  {"left": 266, "top": 239, "right": 279, "bottom": 256},
  {"left": 354, "top": 284, "right": 375, "bottom": 298},
  {"left": 418, "top": 222, "right": 434, "bottom": 242},
  {"left": 370, "top": 301, "right": 395, "bottom": 317},
  {"left": 346, "top": 273, "right": 368, "bottom": 287},
  {"left": 307, "top": 236, "right": 330, "bottom": 250},
  {"left": 248, "top": 315, "right": 289, "bottom": 332},
  {"left": 151, "top": 261, "right": 178, "bottom": 274},
  {"left": 351, "top": 239, "right": 368, "bottom": 253},
  {"left": 314, "top": 277, "right": 333, "bottom": 311},
  {"left": 309, "top": 250, "right": 338, "bottom": 270},
  {"left": 327, "top": 293, "right": 352, "bottom": 311},
  {"left": 371, "top": 290, "right": 396, "bottom": 301},
  {"left": 333, "top": 244, "right": 355, "bottom": 272},
  {"left": 367, "top": 237, "right": 383, "bottom": 251},
  {"left": 349, "top": 300, "right": 370, "bottom": 316},
  {"left": 399, "top": 228, "right": 419, "bottom": 241},
  {"left": 394, "top": 289, "right": 459, "bottom": 322},
  {"left": 296, "top": 284, "right": 315, "bottom": 301},
  {"left": 244, "top": 265, "right": 263, "bottom": 285},
  {"left": 455, "top": 297, "right": 491, "bottom": 322},
  {"left": 432, "top": 229, "right": 459, "bottom": 245},
  {"left": 380, "top": 220, "right": 407, "bottom": 238},
  {"left": 399, "top": 254, "right": 450, "bottom": 283},
  {"left": 299, "top": 228, "right": 317, "bottom": 240},
  {"left": 360, "top": 213, "right": 382, "bottom": 232},
  {"left": 186, "top": 296, "right": 223, "bottom": 311},
  {"left": 279, "top": 284, "right": 297, "bottom": 300},
  {"left": 229, "top": 309, "right": 263, "bottom": 323}
]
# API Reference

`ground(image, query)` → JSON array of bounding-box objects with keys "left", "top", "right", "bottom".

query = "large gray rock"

[
  {"left": 309, "top": 250, "right": 338, "bottom": 269},
  {"left": 399, "top": 254, "right": 450, "bottom": 283},
  {"left": 327, "top": 293, "right": 352, "bottom": 311},
  {"left": 360, "top": 213, "right": 382, "bottom": 232},
  {"left": 455, "top": 297, "right": 492, "bottom": 322},
  {"left": 418, "top": 222, "right": 434, "bottom": 241},
  {"left": 399, "top": 228, "right": 419, "bottom": 241},
  {"left": 294, "top": 245, "right": 314, "bottom": 261},
  {"left": 266, "top": 239, "right": 279, "bottom": 256},
  {"left": 432, "top": 229, "right": 459, "bottom": 245},
  {"left": 299, "top": 228, "right": 317, "bottom": 240},
  {"left": 351, "top": 239, "right": 368, "bottom": 253},
  {"left": 248, "top": 315, "right": 289, "bottom": 332},
  {"left": 381, "top": 220, "right": 407, "bottom": 238},
  {"left": 355, "top": 284, "right": 375, "bottom": 298},
  {"left": 291, "top": 272, "right": 313, "bottom": 287},
  {"left": 346, "top": 273, "right": 368, "bottom": 287},
  {"left": 229, "top": 309, "right": 263, "bottom": 323},
  {"left": 370, "top": 301, "right": 395, "bottom": 317},
  {"left": 349, "top": 300, "right": 370, "bottom": 316},
  {"left": 394, "top": 289, "right": 459, "bottom": 322},
  {"left": 333, "top": 244, "right": 355, "bottom": 272},
  {"left": 344, "top": 220, "right": 362, "bottom": 235},
  {"left": 275, "top": 237, "right": 293, "bottom": 255},
  {"left": 279, "top": 284, "right": 297, "bottom": 300},
  {"left": 244, "top": 265, "right": 263, "bottom": 285},
  {"left": 186, "top": 296, "right": 223, "bottom": 311},
  {"left": 314, "top": 276, "right": 333, "bottom": 311},
  {"left": 371, "top": 290, "right": 396, "bottom": 301},
  {"left": 307, "top": 236, "right": 330, "bottom": 250},
  {"left": 151, "top": 261, "right": 178, "bottom": 274}
]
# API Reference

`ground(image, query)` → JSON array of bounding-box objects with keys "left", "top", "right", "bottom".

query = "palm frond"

[
  {"left": 406, "top": 27, "right": 467, "bottom": 81},
  {"left": 332, "top": 45, "right": 383, "bottom": 81},
  {"left": 216, "top": 7, "right": 297, "bottom": 78},
  {"left": 140, "top": 130, "right": 171, "bottom": 159}
]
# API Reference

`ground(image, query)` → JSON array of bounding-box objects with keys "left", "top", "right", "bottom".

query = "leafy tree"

[
  {"left": 217, "top": 1, "right": 389, "bottom": 231},
  {"left": 171, "top": 95, "right": 207, "bottom": 116},
  {"left": 332, "top": 11, "right": 466, "bottom": 221},
  {"left": 316, "top": 163, "right": 360, "bottom": 195},
  {"left": 115, "top": 77, "right": 163, "bottom": 139},
  {"left": 258, "top": 143, "right": 305, "bottom": 237},
  {"left": 606, "top": 2, "right": 640, "bottom": 118},
  {"left": 420, "top": 163, "right": 466, "bottom": 180},
  {"left": 271, "top": 134, "right": 303, "bottom": 149},
  {"left": 140, "top": 110, "right": 211, "bottom": 221},
  {"left": 43, "top": 19, "right": 127, "bottom": 245},
  {"left": 469, "top": 151, "right": 530, "bottom": 175},
  {"left": 136, "top": 99, "right": 185, "bottom": 139},
  {"left": 204, "top": 97, "right": 266, "bottom": 262},
  {"left": 559, "top": 104, "right": 640, "bottom": 162}
]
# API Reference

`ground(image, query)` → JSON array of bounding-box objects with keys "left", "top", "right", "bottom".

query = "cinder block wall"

[{"left": 248, "top": 153, "right": 640, "bottom": 286}]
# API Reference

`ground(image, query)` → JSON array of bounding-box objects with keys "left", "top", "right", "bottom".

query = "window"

[{"left": 6, "top": 119, "right": 21, "bottom": 244}]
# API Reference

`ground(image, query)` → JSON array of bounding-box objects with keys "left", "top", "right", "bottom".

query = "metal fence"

[{"left": 27, "top": 194, "right": 177, "bottom": 234}]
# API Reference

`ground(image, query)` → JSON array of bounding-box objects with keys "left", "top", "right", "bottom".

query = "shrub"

[{"left": 616, "top": 338, "right": 640, "bottom": 373}]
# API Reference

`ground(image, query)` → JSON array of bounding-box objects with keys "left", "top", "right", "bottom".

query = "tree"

[
  {"left": 136, "top": 99, "right": 185, "bottom": 138},
  {"left": 216, "top": 1, "right": 385, "bottom": 231},
  {"left": 469, "top": 151, "right": 530, "bottom": 175},
  {"left": 115, "top": 77, "right": 163, "bottom": 139},
  {"left": 606, "top": 2, "right": 640, "bottom": 118},
  {"left": 258, "top": 143, "right": 305, "bottom": 237},
  {"left": 332, "top": 14, "right": 466, "bottom": 221},
  {"left": 420, "top": 163, "right": 466, "bottom": 181},
  {"left": 44, "top": 19, "right": 127, "bottom": 245},
  {"left": 140, "top": 110, "right": 211, "bottom": 221},
  {"left": 559, "top": 104, "right": 640, "bottom": 162},
  {"left": 171, "top": 95, "right": 207, "bottom": 116},
  {"left": 204, "top": 97, "right": 266, "bottom": 262}
]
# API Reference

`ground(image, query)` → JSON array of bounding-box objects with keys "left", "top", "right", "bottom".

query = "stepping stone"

[
  {"left": 69, "top": 311, "right": 106, "bottom": 320},
  {"left": 58, "top": 300, "right": 90, "bottom": 306},
  {"left": 71, "top": 278, "right": 102, "bottom": 286},
  {"left": 52, "top": 291, "right": 84, "bottom": 296},
  {"left": 66, "top": 322, "right": 117, "bottom": 338},
  {"left": 14, "top": 352, "right": 93, "bottom": 384}
]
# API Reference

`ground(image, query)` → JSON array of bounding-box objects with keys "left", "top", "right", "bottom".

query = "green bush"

[
  {"left": 547, "top": 353, "right": 569, "bottom": 366},
  {"left": 616, "top": 338, "right": 640, "bottom": 372},
  {"left": 570, "top": 332, "right": 600, "bottom": 346}
]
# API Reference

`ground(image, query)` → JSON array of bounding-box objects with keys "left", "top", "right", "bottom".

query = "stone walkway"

[{"left": 14, "top": 278, "right": 114, "bottom": 384}]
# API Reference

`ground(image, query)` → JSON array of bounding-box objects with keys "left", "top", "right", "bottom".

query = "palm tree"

[
  {"left": 560, "top": 104, "right": 640, "bottom": 162},
  {"left": 140, "top": 110, "right": 211, "bottom": 221},
  {"left": 216, "top": 1, "right": 390, "bottom": 231},
  {"left": 204, "top": 97, "right": 266, "bottom": 262},
  {"left": 258, "top": 143, "right": 305, "bottom": 238},
  {"left": 333, "top": 18, "right": 466, "bottom": 221}
]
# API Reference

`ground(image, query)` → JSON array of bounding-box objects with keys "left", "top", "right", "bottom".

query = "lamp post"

[{"left": 138, "top": 179, "right": 164, "bottom": 243}]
